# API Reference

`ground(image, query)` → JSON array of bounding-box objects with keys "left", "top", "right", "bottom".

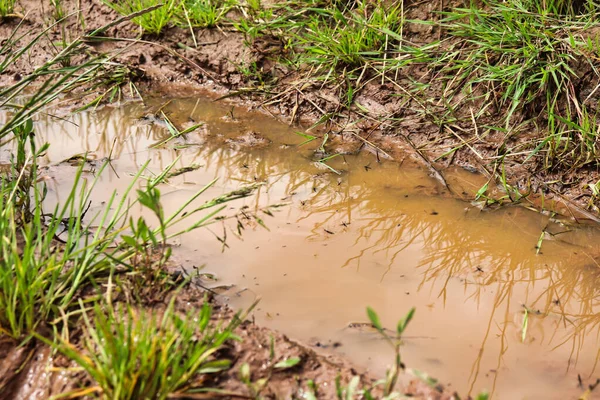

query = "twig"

[{"left": 400, "top": 133, "right": 453, "bottom": 194}]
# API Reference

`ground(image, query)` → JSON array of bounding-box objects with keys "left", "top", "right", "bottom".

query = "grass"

[
  {"left": 0, "top": 17, "right": 152, "bottom": 141},
  {"left": 0, "top": 154, "right": 247, "bottom": 340},
  {"left": 0, "top": 21, "right": 135, "bottom": 339},
  {"left": 432, "top": 0, "right": 600, "bottom": 160},
  {"left": 233, "top": 0, "right": 404, "bottom": 73},
  {"left": 297, "top": 0, "right": 404, "bottom": 71},
  {"left": 0, "top": 164, "right": 99, "bottom": 340},
  {"left": 182, "top": 0, "right": 234, "bottom": 28},
  {"left": 0, "top": 19, "right": 257, "bottom": 341},
  {"left": 0, "top": 0, "right": 16, "bottom": 17},
  {"left": 51, "top": 298, "right": 243, "bottom": 399},
  {"left": 101, "top": 0, "right": 180, "bottom": 34},
  {"left": 101, "top": 0, "right": 235, "bottom": 36}
]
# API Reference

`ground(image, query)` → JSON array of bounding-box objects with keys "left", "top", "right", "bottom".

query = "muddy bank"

[{"left": 3, "top": 0, "right": 600, "bottom": 222}]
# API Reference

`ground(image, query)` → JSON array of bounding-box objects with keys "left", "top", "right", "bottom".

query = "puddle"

[{"left": 12, "top": 94, "right": 600, "bottom": 399}]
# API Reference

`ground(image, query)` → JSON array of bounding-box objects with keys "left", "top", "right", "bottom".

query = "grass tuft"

[
  {"left": 0, "top": 0, "right": 16, "bottom": 17},
  {"left": 406, "top": 0, "right": 600, "bottom": 170},
  {"left": 101, "top": 0, "right": 180, "bottom": 34},
  {"left": 51, "top": 298, "right": 238, "bottom": 399},
  {"left": 182, "top": 0, "right": 234, "bottom": 28},
  {"left": 298, "top": 0, "right": 403, "bottom": 70}
]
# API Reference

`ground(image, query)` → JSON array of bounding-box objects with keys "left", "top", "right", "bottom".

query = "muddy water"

[{"left": 23, "top": 95, "right": 600, "bottom": 399}]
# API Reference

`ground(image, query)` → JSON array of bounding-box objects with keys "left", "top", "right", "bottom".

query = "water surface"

[{"left": 24, "top": 94, "right": 600, "bottom": 399}]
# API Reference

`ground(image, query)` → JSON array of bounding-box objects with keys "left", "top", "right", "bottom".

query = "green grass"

[
  {"left": 51, "top": 298, "right": 240, "bottom": 399},
  {"left": 233, "top": 0, "right": 404, "bottom": 72},
  {"left": 0, "top": 0, "right": 16, "bottom": 17},
  {"left": 0, "top": 164, "right": 110, "bottom": 339},
  {"left": 297, "top": 0, "right": 403, "bottom": 71},
  {"left": 0, "top": 154, "right": 260, "bottom": 340},
  {"left": 408, "top": 0, "right": 600, "bottom": 174},
  {"left": 0, "top": 18, "right": 149, "bottom": 141},
  {"left": 182, "top": 0, "right": 234, "bottom": 28},
  {"left": 101, "top": 0, "right": 180, "bottom": 34}
]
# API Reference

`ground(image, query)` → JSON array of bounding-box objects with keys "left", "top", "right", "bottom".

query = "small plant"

[
  {"left": 101, "top": 0, "right": 180, "bottom": 35},
  {"left": 366, "top": 306, "right": 415, "bottom": 395},
  {"left": 0, "top": 0, "right": 16, "bottom": 17},
  {"left": 52, "top": 298, "right": 238, "bottom": 399},
  {"left": 298, "top": 0, "right": 404, "bottom": 71},
  {"left": 181, "top": 0, "right": 233, "bottom": 28}
]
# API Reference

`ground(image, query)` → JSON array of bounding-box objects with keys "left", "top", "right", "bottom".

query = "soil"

[
  {"left": 1, "top": 0, "right": 598, "bottom": 398},
  {"left": 2, "top": 0, "right": 600, "bottom": 221},
  {"left": 3, "top": 0, "right": 599, "bottom": 223}
]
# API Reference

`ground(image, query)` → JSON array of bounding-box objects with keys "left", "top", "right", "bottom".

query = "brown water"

[{"left": 21, "top": 94, "right": 600, "bottom": 399}]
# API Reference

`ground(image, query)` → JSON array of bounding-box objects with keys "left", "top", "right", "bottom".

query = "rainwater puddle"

[{"left": 18, "top": 94, "right": 600, "bottom": 399}]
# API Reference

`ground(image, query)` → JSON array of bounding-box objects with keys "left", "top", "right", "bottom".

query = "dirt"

[
  {"left": 3, "top": 0, "right": 598, "bottom": 224},
  {"left": 0, "top": 0, "right": 593, "bottom": 214}
]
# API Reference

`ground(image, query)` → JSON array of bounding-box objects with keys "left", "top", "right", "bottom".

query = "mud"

[{"left": 2, "top": 0, "right": 600, "bottom": 221}]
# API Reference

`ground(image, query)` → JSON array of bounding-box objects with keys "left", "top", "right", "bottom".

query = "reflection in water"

[{"left": 26, "top": 96, "right": 600, "bottom": 399}]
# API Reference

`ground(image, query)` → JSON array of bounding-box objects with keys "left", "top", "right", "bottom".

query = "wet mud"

[{"left": 2, "top": 0, "right": 600, "bottom": 221}]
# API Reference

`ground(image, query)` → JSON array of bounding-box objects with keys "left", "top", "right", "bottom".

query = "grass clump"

[
  {"left": 182, "top": 0, "right": 234, "bottom": 28},
  {"left": 0, "top": 0, "right": 16, "bottom": 17},
  {"left": 419, "top": 0, "right": 600, "bottom": 169},
  {"left": 53, "top": 298, "right": 239, "bottom": 399},
  {"left": 232, "top": 0, "right": 404, "bottom": 70},
  {"left": 101, "top": 0, "right": 180, "bottom": 34},
  {"left": 440, "top": 0, "right": 581, "bottom": 121},
  {"left": 0, "top": 166, "right": 104, "bottom": 339},
  {"left": 298, "top": 0, "right": 403, "bottom": 70},
  {"left": 230, "top": 0, "right": 405, "bottom": 104},
  {"left": 0, "top": 158, "right": 148, "bottom": 340}
]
